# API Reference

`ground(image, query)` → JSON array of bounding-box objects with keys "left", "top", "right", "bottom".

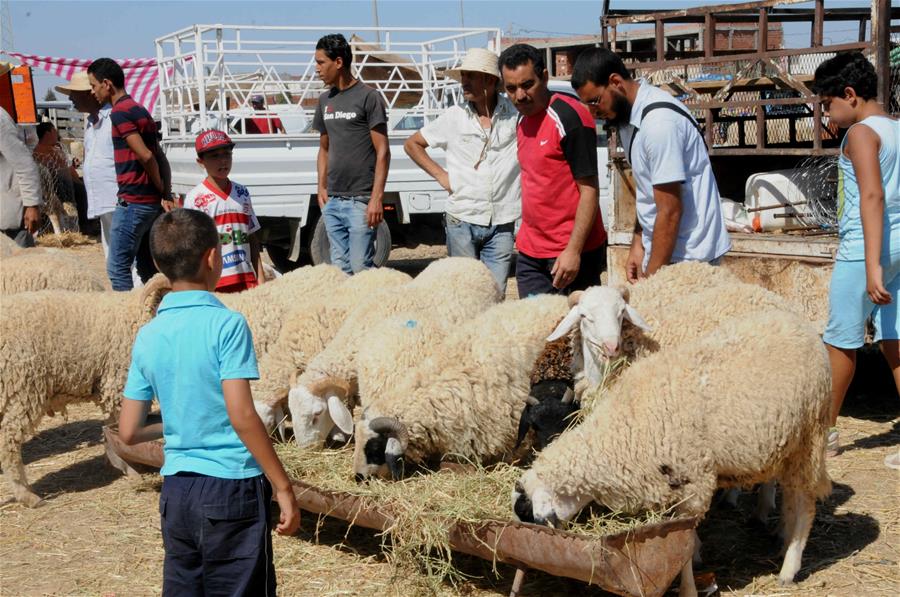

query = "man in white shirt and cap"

[
  {"left": 572, "top": 48, "right": 731, "bottom": 282},
  {"left": 404, "top": 47, "right": 520, "bottom": 292}
]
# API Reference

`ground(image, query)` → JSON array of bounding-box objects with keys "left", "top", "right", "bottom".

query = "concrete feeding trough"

[{"left": 103, "top": 426, "right": 699, "bottom": 597}]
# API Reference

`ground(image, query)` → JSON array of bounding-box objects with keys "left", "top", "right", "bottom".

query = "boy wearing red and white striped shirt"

[{"left": 184, "top": 130, "right": 265, "bottom": 293}]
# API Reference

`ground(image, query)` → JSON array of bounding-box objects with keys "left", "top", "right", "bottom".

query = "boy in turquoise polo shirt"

[{"left": 118, "top": 208, "right": 300, "bottom": 594}]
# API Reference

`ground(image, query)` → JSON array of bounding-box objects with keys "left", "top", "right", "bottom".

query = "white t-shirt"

[
  {"left": 83, "top": 105, "right": 119, "bottom": 219},
  {"left": 184, "top": 179, "right": 261, "bottom": 291},
  {"left": 618, "top": 81, "right": 731, "bottom": 267},
  {"left": 420, "top": 95, "right": 520, "bottom": 227}
]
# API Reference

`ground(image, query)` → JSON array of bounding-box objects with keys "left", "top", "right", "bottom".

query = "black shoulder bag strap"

[{"left": 627, "top": 101, "right": 707, "bottom": 164}]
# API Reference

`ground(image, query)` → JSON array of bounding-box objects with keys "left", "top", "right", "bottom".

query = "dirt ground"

[{"left": 1, "top": 240, "right": 898, "bottom": 596}]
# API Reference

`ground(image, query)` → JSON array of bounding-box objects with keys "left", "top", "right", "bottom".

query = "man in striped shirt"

[{"left": 88, "top": 57, "right": 173, "bottom": 291}]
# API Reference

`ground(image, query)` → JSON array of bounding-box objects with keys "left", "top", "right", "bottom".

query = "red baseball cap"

[{"left": 195, "top": 129, "right": 234, "bottom": 156}]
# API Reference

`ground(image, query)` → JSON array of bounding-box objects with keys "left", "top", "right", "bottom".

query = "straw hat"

[
  {"left": 55, "top": 70, "right": 92, "bottom": 95},
  {"left": 445, "top": 48, "right": 500, "bottom": 81}
]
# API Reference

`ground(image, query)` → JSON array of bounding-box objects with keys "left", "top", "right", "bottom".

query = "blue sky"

[{"left": 3, "top": 0, "right": 874, "bottom": 98}]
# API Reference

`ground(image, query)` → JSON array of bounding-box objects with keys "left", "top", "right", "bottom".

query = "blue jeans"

[
  {"left": 444, "top": 214, "right": 515, "bottom": 293},
  {"left": 323, "top": 196, "right": 375, "bottom": 274},
  {"left": 107, "top": 201, "right": 162, "bottom": 291}
]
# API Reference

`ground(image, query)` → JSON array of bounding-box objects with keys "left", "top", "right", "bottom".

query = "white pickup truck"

[{"left": 157, "top": 25, "right": 610, "bottom": 270}]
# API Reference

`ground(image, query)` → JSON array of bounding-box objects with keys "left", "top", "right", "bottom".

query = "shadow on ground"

[
  {"left": 699, "top": 481, "right": 880, "bottom": 591},
  {"left": 30, "top": 454, "right": 122, "bottom": 499},
  {"left": 22, "top": 417, "right": 104, "bottom": 465}
]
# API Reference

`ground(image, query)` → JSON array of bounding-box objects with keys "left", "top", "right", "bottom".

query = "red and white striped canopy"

[{"left": 7, "top": 52, "right": 162, "bottom": 113}]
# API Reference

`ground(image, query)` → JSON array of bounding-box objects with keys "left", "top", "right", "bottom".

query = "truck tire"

[{"left": 311, "top": 217, "right": 391, "bottom": 267}]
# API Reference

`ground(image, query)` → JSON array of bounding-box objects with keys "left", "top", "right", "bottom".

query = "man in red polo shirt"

[{"left": 499, "top": 44, "right": 606, "bottom": 298}]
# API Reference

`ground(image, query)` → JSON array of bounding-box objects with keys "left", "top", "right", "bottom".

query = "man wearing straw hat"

[
  {"left": 405, "top": 47, "right": 520, "bottom": 293},
  {"left": 56, "top": 71, "right": 119, "bottom": 256}
]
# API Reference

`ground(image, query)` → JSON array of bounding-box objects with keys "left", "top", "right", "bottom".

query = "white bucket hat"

[
  {"left": 55, "top": 70, "right": 92, "bottom": 95},
  {"left": 445, "top": 47, "right": 500, "bottom": 81}
]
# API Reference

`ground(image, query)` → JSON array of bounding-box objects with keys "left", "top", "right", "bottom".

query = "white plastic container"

[{"left": 744, "top": 170, "right": 809, "bottom": 232}]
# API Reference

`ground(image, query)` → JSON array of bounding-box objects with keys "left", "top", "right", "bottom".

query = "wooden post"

[
  {"left": 812, "top": 0, "right": 824, "bottom": 47},
  {"left": 756, "top": 105, "right": 765, "bottom": 149},
  {"left": 656, "top": 18, "right": 665, "bottom": 62},
  {"left": 873, "top": 0, "right": 890, "bottom": 107},
  {"left": 704, "top": 13, "right": 715, "bottom": 58},
  {"left": 509, "top": 567, "right": 527, "bottom": 597},
  {"left": 759, "top": 8, "right": 769, "bottom": 51},
  {"left": 813, "top": 101, "right": 823, "bottom": 151}
]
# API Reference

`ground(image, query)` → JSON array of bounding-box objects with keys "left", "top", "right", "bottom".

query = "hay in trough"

[
  {"left": 36, "top": 231, "right": 95, "bottom": 248},
  {"left": 275, "top": 444, "right": 669, "bottom": 588}
]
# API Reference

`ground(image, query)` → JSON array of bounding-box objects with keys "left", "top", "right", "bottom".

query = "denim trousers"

[
  {"left": 323, "top": 196, "right": 375, "bottom": 274},
  {"left": 160, "top": 473, "right": 276, "bottom": 597},
  {"left": 107, "top": 201, "right": 161, "bottom": 291},
  {"left": 444, "top": 214, "right": 515, "bottom": 293}
]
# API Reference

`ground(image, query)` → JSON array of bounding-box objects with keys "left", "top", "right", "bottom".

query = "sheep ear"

[
  {"left": 561, "top": 387, "right": 575, "bottom": 404},
  {"left": 547, "top": 306, "right": 581, "bottom": 341},
  {"left": 515, "top": 407, "right": 532, "bottom": 449},
  {"left": 385, "top": 437, "right": 405, "bottom": 480},
  {"left": 624, "top": 304, "right": 652, "bottom": 332},
  {"left": 327, "top": 395, "right": 354, "bottom": 435}
]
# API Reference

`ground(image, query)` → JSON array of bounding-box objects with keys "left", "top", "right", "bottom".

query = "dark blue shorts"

[{"left": 160, "top": 473, "right": 276, "bottom": 597}]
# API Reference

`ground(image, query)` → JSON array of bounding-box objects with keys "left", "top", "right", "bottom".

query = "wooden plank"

[
  {"left": 604, "top": 0, "right": 809, "bottom": 25},
  {"left": 704, "top": 13, "right": 715, "bottom": 57},
  {"left": 627, "top": 41, "right": 870, "bottom": 72}
]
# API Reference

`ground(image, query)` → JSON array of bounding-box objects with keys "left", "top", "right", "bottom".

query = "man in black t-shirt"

[{"left": 312, "top": 33, "right": 390, "bottom": 274}]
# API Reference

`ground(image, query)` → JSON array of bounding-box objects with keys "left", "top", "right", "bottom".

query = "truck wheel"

[{"left": 311, "top": 218, "right": 391, "bottom": 267}]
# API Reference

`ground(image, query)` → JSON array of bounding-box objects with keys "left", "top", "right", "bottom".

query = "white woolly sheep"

[
  {"left": 515, "top": 324, "right": 580, "bottom": 453},
  {"left": 352, "top": 294, "right": 570, "bottom": 480},
  {"left": 1, "top": 250, "right": 109, "bottom": 294},
  {"left": 251, "top": 267, "right": 412, "bottom": 433},
  {"left": 0, "top": 277, "right": 170, "bottom": 507},
  {"left": 0, "top": 234, "right": 20, "bottom": 258},
  {"left": 550, "top": 276, "right": 805, "bottom": 397},
  {"left": 214, "top": 264, "right": 347, "bottom": 359},
  {"left": 512, "top": 310, "right": 832, "bottom": 591},
  {"left": 289, "top": 257, "right": 502, "bottom": 449}
]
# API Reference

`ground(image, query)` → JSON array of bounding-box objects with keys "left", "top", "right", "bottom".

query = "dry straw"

[
  {"left": 36, "top": 231, "right": 95, "bottom": 247},
  {"left": 275, "top": 442, "right": 668, "bottom": 589}
]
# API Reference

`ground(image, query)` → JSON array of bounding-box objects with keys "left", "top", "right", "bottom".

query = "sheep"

[
  {"left": 214, "top": 264, "right": 347, "bottom": 359},
  {"left": 0, "top": 233, "right": 19, "bottom": 258},
  {"left": 512, "top": 309, "right": 832, "bottom": 591},
  {"left": 0, "top": 276, "right": 170, "bottom": 507},
  {"left": 251, "top": 267, "right": 413, "bottom": 433},
  {"left": 548, "top": 263, "right": 800, "bottom": 398},
  {"left": 515, "top": 324, "right": 580, "bottom": 454},
  {"left": 1, "top": 250, "right": 109, "bottom": 293},
  {"left": 352, "top": 294, "right": 570, "bottom": 480},
  {"left": 289, "top": 257, "right": 502, "bottom": 449}
]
